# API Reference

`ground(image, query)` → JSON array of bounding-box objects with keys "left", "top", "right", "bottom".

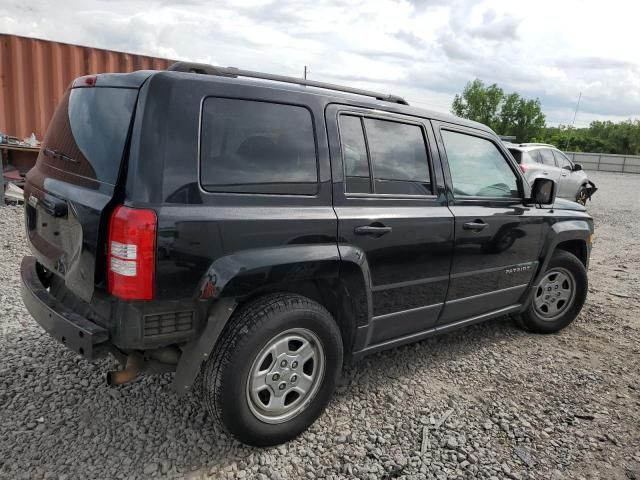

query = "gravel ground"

[{"left": 1, "top": 171, "right": 639, "bottom": 480}]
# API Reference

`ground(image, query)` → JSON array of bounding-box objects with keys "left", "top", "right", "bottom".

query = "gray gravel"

[{"left": 1, "top": 171, "right": 639, "bottom": 480}]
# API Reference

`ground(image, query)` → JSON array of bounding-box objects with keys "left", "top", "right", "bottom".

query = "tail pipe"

[{"left": 106, "top": 353, "right": 144, "bottom": 386}]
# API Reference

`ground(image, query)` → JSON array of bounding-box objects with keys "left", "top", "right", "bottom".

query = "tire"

[
  {"left": 576, "top": 186, "right": 589, "bottom": 206},
  {"left": 200, "top": 293, "right": 343, "bottom": 447},
  {"left": 517, "top": 250, "right": 588, "bottom": 333}
]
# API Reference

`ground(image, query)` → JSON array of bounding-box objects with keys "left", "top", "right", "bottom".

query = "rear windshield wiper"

[{"left": 44, "top": 148, "right": 78, "bottom": 164}]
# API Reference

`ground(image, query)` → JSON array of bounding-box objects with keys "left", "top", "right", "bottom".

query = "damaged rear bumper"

[{"left": 20, "top": 255, "right": 109, "bottom": 360}]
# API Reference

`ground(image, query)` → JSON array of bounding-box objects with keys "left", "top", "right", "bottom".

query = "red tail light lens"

[
  {"left": 107, "top": 206, "right": 157, "bottom": 300},
  {"left": 519, "top": 163, "right": 531, "bottom": 173}
]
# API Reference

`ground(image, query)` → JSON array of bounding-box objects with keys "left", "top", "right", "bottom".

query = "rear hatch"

[{"left": 24, "top": 75, "right": 141, "bottom": 302}]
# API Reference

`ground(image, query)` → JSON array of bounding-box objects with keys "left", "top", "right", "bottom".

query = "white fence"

[{"left": 565, "top": 152, "right": 640, "bottom": 174}]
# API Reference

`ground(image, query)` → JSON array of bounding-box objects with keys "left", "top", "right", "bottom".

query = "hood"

[{"left": 552, "top": 197, "right": 587, "bottom": 212}]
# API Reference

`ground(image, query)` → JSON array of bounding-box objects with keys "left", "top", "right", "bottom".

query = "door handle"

[
  {"left": 354, "top": 225, "right": 392, "bottom": 236},
  {"left": 542, "top": 171, "right": 549, "bottom": 175},
  {"left": 463, "top": 221, "right": 488, "bottom": 231}
]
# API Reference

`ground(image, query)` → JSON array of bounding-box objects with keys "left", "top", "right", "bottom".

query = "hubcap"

[
  {"left": 533, "top": 267, "right": 576, "bottom": 321},
  {"left": 246, "top": 328, "right": 325, "bottom": 424}
]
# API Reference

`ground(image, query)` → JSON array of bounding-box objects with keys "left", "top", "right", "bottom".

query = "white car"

[{"left": 505, "top": 143, "right": 597, "bottom": 205}]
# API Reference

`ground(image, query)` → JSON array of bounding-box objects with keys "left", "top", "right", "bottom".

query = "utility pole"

[
  {"left": 303, "top": 66, "right": 308, "bottom": 80},
  {"left": 565, "top": 92, "right": 582, "bottom": 151}
]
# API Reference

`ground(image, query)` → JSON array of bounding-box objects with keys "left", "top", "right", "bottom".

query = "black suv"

[{"left": 21, "top": 62, "right": 593, "bottom": 446}]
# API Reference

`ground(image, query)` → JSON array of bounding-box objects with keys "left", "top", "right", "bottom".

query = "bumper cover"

[{"left": 20, "top": 256, "right": 109, "bottom": 360}]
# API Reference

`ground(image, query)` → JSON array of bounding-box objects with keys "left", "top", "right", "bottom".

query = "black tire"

[
  {"left": 517, "top": 250, "right": 588, "bottom": 333},
  {"left": 576, "top": 186, "right": 589, "bottom": 206},
  {"left": 200, "top": 293, "right": 343, "bottom": 447}
]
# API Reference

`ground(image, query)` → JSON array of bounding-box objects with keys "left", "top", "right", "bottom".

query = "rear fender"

[{"left": 173, "top": 244, "right": 373, "bottom": 393}]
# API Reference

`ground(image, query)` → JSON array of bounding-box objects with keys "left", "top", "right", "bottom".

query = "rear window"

[
  {"left": 41, "top": 87, "right": 137, "bottom": 185},
  {"left": 199, "top": 98, "right": 318, "bottom": 195}
]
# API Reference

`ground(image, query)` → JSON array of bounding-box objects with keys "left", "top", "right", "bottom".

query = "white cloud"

[{"left": 1, "top": 0, "right": 639, "bottom": 125}]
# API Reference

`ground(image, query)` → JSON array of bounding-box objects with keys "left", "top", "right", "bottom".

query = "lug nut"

[
  {"left": 290, "top": 374, "right": 297, "bottom": 383},
  {"left": 280, "top": 360, "right": 287, "bottom": 367},
  {"left": 279, "top": 383, "right": 286, "bottom": 390},
  {"left": 291, "top": 361, "right": 298, "bottom": 369},
  {"left": 272, "top": 373, "right": 280, "bottom": 381}
]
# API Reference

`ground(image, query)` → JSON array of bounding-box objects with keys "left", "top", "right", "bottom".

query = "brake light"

[
  {"left": 107, "top": 206, "right": 157, "bottom": 300},
  {"left": 72, "top": 75, "right": 97, "bottom": 88},
  {"left": 519, "top": 163, "right": 532, "bottom": 173}
]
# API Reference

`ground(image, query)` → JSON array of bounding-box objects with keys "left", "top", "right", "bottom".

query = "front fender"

[{"left": 522, "top": 218, "right": 592, "bottom": 310}]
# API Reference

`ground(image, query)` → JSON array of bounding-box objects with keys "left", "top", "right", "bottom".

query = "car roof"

[{"left": 144, "top": 69, "right": 494, "bottom": 134}]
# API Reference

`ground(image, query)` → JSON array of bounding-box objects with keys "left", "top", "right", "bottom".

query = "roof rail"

[
  {"left": 167, "top": 61, "right": 409, "bottom": 105},
  {"left": 518, "top": 143, "right": 556, "bottom": 148}
]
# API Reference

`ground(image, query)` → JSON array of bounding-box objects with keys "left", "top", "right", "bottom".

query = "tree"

[
  {"left": 452, "top": 79, "right": 546, "bottom": 142},
  {"left": 534, "top": 120, "right": 640, "bottom": 155}
]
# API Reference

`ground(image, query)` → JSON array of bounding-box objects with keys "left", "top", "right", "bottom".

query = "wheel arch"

[
  {"left": 172, "top": 245, "right": 372, "bottom": 394},
  {"left": 521, "top": 219, "right": 592, "bottom": 312}
]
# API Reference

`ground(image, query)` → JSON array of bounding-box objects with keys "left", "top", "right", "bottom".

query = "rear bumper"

[{"left": 20, "top": 256, "right": 109, "bottom": 360}]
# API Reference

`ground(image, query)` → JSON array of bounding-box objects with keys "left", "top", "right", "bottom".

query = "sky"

[{"left": 2, "top": 0, "right": 639, "bottom": 127}]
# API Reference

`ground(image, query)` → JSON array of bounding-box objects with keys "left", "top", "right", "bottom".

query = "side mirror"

[
  {"left": 573, "top": 163, "right": 582, "bottom": 171},
  {"left": 529, "top": 177, "right": 556, "bottom": 205}
]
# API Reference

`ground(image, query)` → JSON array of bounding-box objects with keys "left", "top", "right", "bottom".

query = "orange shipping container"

[{"left": 0, "top": 34, "right": 173, "bottom": 140}]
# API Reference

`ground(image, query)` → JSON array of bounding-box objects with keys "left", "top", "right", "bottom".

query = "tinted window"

[
  {"left": 41, "top": 88, "right": 137, "bottom": 185},
  {"left": 441, "top": 130, "right": 519, "bottom": 198},
  {"left": 363, "top": 118, "right": 432, "bottom": 195},
  {"left": 200, "top": 98, "right": 317, "bottom": 195},
  {"left": 508, "top": 149, "right": 523, "bottom": 163},
  {"left": 539, "top": 149, "right": 557, "bottom": 167},
  {"left": 339, "top": 115, "right": 371, "bottom": 194},
  {"left": 553, "top": 150, "right": 572, "bottom": 170}
]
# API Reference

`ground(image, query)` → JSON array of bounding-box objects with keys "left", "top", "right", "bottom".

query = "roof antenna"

[{"left": 565, "top": 92, "right": 582, "bottom": 152}]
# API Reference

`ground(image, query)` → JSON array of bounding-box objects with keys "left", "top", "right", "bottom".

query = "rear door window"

[
  {"left": 539, "top": 149, "right": 557, "bottom": 167},
  {"left": 339, "top": 115, "right": 371, "bottom": 194},
  {"left": 339, "top": 114, "right": 432, "bottom": 196},
  {"left": 529, "top": 149, "right": 543, "bottom": 163},
  {"left": 364, "top": 118, "right": 432, "bottom": 195},
  {"left": 200, "top": 98, "right": 318, "bottom": 195}
]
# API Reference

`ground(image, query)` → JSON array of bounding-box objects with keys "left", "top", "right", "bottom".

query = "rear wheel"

[
  {"left": 200, "top": 293, "right": 343, "bottom": 447},
  {"left": 517, "top": 250, "right": 587, "bottom": 333}
]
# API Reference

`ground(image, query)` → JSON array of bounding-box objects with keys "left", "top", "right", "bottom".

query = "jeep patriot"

[{"left": 21, "top": 62, "right": 593, "bottom": 446}]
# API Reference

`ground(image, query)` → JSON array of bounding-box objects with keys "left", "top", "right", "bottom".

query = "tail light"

[
  {"left": 107, "top": 206, "right": 157, "bottom": 300},
  {"left": 519, "top": 163, "right": 532, "bottom": 173}
]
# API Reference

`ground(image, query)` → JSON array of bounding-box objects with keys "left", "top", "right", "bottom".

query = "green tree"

[
  {"left": 535, "top": 120, "right": 640, "bottom": 155},
  {"left": 452, "top": 79, "right": 546, "bottom": 142}
]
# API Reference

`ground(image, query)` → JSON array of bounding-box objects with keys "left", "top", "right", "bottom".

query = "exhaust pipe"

[{"left": 106, "top": 353, "right": 143, "bottom": 386}]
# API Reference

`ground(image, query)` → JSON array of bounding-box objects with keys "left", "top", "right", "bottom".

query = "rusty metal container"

[{"left": 0, "top": 34, "right": 173, "bottom": 140}]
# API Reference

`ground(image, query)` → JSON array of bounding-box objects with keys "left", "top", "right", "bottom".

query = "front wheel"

[
  {"left": 200, "top": 293, "right": 343, "bottom": 447},
  {"left": 576, "top": 186, "right": 589, "bottom": 205},
  {"left": 517, "top": 250, "right": 588, "bottom": 333}
]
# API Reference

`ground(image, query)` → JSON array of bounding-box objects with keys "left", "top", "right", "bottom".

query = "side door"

[
  {"left": 553, "top": 149, "right": 583, "bottom": 199},
  {"left": 326, "top": 105, "right": 454, "bottom": 347},
  {"left": 538, "top": 148, "right": 562, "bottom": 184},
  {"left": 433, "top": 123, "right": 545, "bottom": 324}
]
